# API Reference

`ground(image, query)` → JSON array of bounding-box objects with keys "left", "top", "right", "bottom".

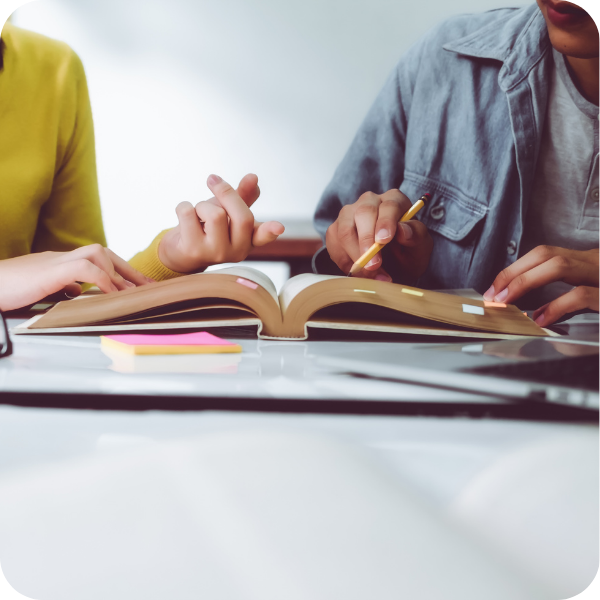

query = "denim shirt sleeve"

[
  {"left": 312, "top": 23, "right": 451, "bottom": 282},
  {"left": 312, "top": 51, "right": 418, "bottom": 278},
  {"left": 313, "top": 52, "right": 412, "bottom": 243}
]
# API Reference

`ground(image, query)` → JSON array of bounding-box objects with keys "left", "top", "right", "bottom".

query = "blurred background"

[{"left": 12, "top": 0, "right": 522, "bottom": 260}]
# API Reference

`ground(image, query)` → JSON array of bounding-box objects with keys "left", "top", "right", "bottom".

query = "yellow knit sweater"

[{"left": 0, "top": 23, "right": 179, "bottom": 281}]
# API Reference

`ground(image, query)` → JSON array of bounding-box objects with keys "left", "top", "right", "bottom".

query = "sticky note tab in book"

[
  {"left": 237, "top": 278, "right": 258, "bottom": 290},
  {"left": 484, "top": 301, "right": 507, "bottom": 308},
  {"left": 101, "top": 332, "right": 242, "bottom": 355},
  {"left": 402, "top": 289, "right": 424, "bottom": 297},
  {"left": 463, "top": 304, "right": 485, "bottom": 316}
]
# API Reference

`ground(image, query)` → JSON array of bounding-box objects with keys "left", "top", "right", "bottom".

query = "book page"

[
  {"left": 277, "top": 276, "right": 547, "bottom": 339},
  {"left": 26, "top": 264, "right": 281, "bottom": 331},
  {"left": 305, "top": 319, "right": 533, "bottom": 340},
  {"left": 279, "top": 273, "right": 342, "bottom": 314},
  {"left": 13, "top": 314, "right": 262, "bottom": 335},
  {"left": 207, "top": 266, "right": 279, "bottom": 306}
]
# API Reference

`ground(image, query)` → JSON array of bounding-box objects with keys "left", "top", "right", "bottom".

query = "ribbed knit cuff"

[{"left": 128, "top": 229, "right": 186, "bottom": 281}]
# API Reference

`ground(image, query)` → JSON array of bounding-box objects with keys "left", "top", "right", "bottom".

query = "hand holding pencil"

[
  {"left": 348, "top": 193, "right": 431, "bottom": 276},
  {"left": 325, "top": 189, "right": 434, "bottom": 283}
]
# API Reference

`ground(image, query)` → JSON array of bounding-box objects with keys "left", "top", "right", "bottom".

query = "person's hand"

[
  {"left": 484, "top": 246, "right": 599, "bottom": 326},
  {"left": 325, "top": 189, "right": 433, "bottom": 282},
  {"left": 0, "top": 245, "right": 151, "bottom": 311},
  {"left": 158, "top": 174, "right": 285, "bottom": 273}
]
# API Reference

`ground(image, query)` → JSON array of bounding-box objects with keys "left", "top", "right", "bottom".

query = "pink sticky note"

[
  {"left": 103, "top": 332, "right": 237, "bottom": 347},
  {"left": 484, "top": 301, "right": 507, "bottom": 308},
  {"left": 237, "top": 278, "right": 258, "bottom": 290}
]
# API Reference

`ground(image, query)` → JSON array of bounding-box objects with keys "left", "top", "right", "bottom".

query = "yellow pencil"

[{"left": 348, "top": 193, "right": 431, "bottom": 277}]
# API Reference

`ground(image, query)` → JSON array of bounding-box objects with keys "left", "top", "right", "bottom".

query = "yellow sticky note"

[
  {"left": 101, "top": 332, "right": 242, "bottom": 355},
  {"left": 402, "top": 289, "right": 424, "bottom": 297}
]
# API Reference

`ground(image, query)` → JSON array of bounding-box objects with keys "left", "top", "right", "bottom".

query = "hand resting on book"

[
  {"left": 0, "top": 245, "right": 151, "bottom": 311},
  {"left": 484, "top": 246, "right": 599, "bottom": 327},
  {"left": 158, "top": 173, "right": 285, "bottom": 273}
]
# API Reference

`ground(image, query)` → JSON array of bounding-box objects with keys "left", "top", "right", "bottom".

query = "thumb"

[
  {"left": 252, "top": 221, "right": 285, "bottom": 247},
  {"left": 63, "top": 283, "right": 83, "bottom": 298},
  {"left": 44, "top": 282, "right": 82, "bottom": 302}
]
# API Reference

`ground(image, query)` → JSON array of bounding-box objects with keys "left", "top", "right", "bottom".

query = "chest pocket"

[{"left": 400, "top": 171, "right": 488, "bottom": 288}]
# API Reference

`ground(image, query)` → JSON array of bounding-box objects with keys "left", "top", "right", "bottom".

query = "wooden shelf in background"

[
  {"left": 247, "top": 238, "right": 323, "bottom": 259},
  {"left": 246, "top": 220, "right": 323, "bottom": 275}
]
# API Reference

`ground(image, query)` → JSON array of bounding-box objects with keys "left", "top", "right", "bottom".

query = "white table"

[
  {"left": 1, "top": 319, "right": 595, "bottom": 419},
  {"left": 0, "top": 322, "right": 597, "bottom": 599}
]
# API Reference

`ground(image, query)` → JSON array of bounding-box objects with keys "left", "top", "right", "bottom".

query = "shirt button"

[
  {"left": 592, "top": 188, "right": 599, "bottom": 203},
  {"left": 430, "top": 206, "right": 445, "bottom": 220},
  {"left": 507, "top": 240, "right": 517, "bottom": 256}
]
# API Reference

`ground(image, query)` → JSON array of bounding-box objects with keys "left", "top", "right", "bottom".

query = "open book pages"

[{"left": 13, "top": 266, "right": 548, "bottom": 340}]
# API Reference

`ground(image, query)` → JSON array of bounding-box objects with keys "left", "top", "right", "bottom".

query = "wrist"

[
  {"left": 157, "top": 232, "right": 207, "bottom": 275},
  {"left": 157, "top": 233, "right": 178, "bottom": 271}
]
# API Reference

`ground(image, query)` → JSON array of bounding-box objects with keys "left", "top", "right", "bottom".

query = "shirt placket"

[{"left": 580, "top": 117, "right": 600, "bottom": 231}]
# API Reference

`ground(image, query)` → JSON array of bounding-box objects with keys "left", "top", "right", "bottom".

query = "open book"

[{"left": 14, "top": 266, "right": 547, "bottom": 340}]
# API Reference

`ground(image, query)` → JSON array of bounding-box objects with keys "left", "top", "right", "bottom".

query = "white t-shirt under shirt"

[{"left": 519, "top": 48, "right": 599, "bottom": 309}]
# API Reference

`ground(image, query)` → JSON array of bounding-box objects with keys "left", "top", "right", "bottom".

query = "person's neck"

[{"left": 565, "top": 55, "right": 599, "bottom": 106}]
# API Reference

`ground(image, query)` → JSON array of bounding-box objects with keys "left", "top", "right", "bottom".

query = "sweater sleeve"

[
  {"left": 31, "top": 51, "right": 107, "bottom": 253},
  {"left": 128, "top": 230, "right": 186, "bottom": 281}
]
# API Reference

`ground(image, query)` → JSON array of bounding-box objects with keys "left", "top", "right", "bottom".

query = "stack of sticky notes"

[{"left": 100, "top": 332, "right": 242, "bottom": 355}]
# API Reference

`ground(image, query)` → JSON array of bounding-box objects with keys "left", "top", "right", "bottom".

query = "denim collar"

[{"left": 443, "top": 4, "right": 552, "bottom": 91}]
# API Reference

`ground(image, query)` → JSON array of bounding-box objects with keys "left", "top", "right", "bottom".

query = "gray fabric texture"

[{"left": 519, "top": 49, "right": 599, "bottom": 307}]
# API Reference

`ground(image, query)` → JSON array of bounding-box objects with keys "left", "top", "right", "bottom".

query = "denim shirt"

[{"left": 313, "top": 5, "right": 599, "bottom": 293}]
